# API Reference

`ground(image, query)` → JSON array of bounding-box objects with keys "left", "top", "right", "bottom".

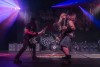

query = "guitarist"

[
  {"left": 56, "top": 12, "right": 76, "bottom": 64},
  {"left": 14, "top": 18, "right": 45, "bottom": 64}
]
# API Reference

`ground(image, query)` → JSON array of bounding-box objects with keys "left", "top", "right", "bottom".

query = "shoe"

[
  {"left": 62, "top": 60, "right": 72, "bottom": 65},
  {"left": 66, "top": 55, "right": 71, "bottom": 59},
  {"left": 62, "top": 56, "right": 67, "bottom": 59},
  {"left": 62, "top": 55, "right": 72, "bottom": 65},
  {"left": 62, "top": 55, "right": 71, "bottom": 60},
  {"left": 32, "top": 57, "right": 39, "bottom": 60},
  {"left": 14, "top": 59, "right": 22, "bottom": 64}
]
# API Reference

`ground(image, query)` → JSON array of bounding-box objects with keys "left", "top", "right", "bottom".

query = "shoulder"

[{"left": 68, "top": 20, "right": 75, "bottom": 27}]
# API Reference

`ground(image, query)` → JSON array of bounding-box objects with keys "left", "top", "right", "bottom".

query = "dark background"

[{"left": 0, "top": 0, "right": 100, "bottom": 51}]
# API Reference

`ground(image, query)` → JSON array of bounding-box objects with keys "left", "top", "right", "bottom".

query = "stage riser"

[{"left": 8, "top": 42, "right": 100, "bottom": 52}]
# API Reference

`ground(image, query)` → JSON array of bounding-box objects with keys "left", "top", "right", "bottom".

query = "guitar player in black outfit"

[
  {"left": 14, "top": 18, "right": 45, "bottom": 64},
  {"left": 56, "top": 12, "right": 76, "bottom": 64}
]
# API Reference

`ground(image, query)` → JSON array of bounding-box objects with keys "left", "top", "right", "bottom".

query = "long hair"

[
  {"left": 58, "top": 13, "right": 67, "bottom": 31},
  {"left": 60, "top": 13, "right": 67, "bottom": 18}
]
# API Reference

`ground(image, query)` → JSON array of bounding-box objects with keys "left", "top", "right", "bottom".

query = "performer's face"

[
  {"left": 62, "top": 15, "right": 67, "bottom": 19},
  {"left": 61, "top": 13, "right": 67, "bottom": 19}
]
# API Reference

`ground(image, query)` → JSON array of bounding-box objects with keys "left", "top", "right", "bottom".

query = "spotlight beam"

[
  {"left": 79, "top": 6, "right": 100, "bottom": 29},
  {"left": 0, "top": 10, "right": 15, "bottom": 23},
  {"left": 4, "top": 0, "right": 17, "bottom": 7},
  {"left": 0, "top": 0, "right": 20, "bottom": 47},
  {"left": 0, "top": 0, "right": 20, "bottom": 23},
  {"left": 52, "top": 0, "right": 94, "bottom": 7},
  {"left": 0, "top": 0, "right": 20, "bottom": 8},
  {"left": 0, "top": 1, "right": 14, "bottom": 8}
]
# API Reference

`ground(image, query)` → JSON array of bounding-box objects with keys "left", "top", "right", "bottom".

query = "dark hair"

[
  {"left": 67, "top": 10, "right": 76, "bottom": 16},
  {"left": 68, "top": 13, "right": 76, "bottom": 21}
]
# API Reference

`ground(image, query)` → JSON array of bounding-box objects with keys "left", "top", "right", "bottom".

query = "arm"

[
  {"left": 68, "top": 20, "right": 76, "bottom": 30},
  {"left": 66, "top": 20, "right": 76, "bottom": 33},
  {"left": 24, "top": 28, "right": 38, "bottom": 36}
]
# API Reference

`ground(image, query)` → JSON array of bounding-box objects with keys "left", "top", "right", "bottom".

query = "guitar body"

[
  {"left": 29, "top": 37, "right": 38, "bottom": 44},
  {"left": 56, "top": 29, "right": 75, "bottom": 45},
  {"left": 29, "top": 26, "right": 47, "bottom": 45}
]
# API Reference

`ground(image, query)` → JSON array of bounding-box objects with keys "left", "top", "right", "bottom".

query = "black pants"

[{"left": 15, "top": 38, "right": 36, "bottom": 60}]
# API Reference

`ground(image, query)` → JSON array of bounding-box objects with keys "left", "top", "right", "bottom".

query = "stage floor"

[{"left": 0, "top": 51, "right": 100, "bottom": 67}]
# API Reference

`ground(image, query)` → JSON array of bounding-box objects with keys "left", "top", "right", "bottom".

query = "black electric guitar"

[
  {"left": 56, "top": 20, "right": 75, "bottom": 44},
  {"left": 55, "top": 28, "right": 67, "bottom": 43},
  {"left": 56, "top": 19, "right": 67, "bottom": 42},
  {"left": 29, "top": 26, "right": 47, "bottom": 44},
  {"left": 56, "top": 28, "right": 75, "bottom": 44}
]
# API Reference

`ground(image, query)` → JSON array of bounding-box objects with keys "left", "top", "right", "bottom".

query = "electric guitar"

[{"left": 29, "top": 26, "right": 47, "bottom": 44}]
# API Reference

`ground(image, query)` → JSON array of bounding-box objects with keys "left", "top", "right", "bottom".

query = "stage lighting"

[
  {"left": 0, "top": 0, "right": 20, "bottom": 23},
  {"left": 79, "top": 6, "right": 100, "bottom": 29},
  {"left": 14, "top": 7, "right": 20, "bottom": 10},
  {"left": 52, "top": 0, "right": 94, "bottom": 7},
  {"left": 16, "top": 7, "right": 20, "bottom": 10}
]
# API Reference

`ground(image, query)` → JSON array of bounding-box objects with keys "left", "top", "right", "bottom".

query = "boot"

[
  {"left": 62, "top": 55, "right": 71, "bottom": 65},
  {"left": 14, "top": 58, "right": 22, "bottom": 64},
  {"left": 62, "top": 55, "right": 71, "bottom": 60}
]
